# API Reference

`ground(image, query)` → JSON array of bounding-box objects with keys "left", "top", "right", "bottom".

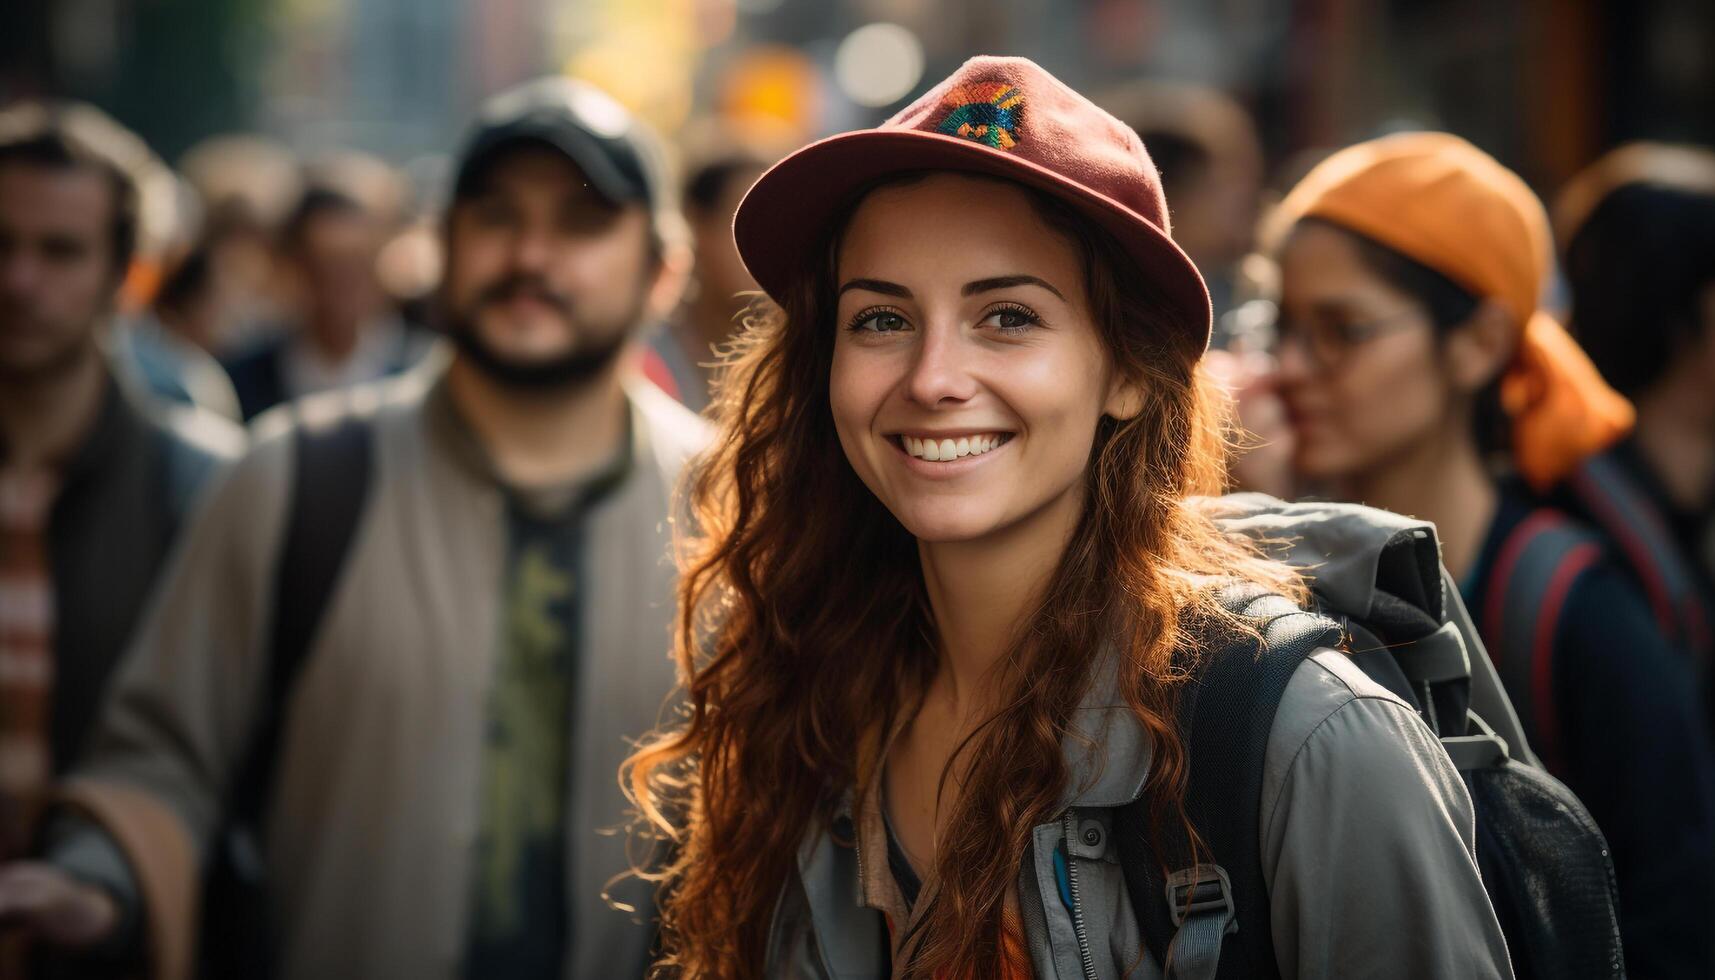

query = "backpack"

[
  {"left": 1476, "top": 509, "right": 1608, "bottom": 774},
  {"left": 1561, "top": 449, "right": 1713, "bottom": 665},
  {"left": 1113, "top": 494, "right": 1624, "bottom": 980},
  {"left": 197, "top": 414, "right": 375, "bottom": 980}
]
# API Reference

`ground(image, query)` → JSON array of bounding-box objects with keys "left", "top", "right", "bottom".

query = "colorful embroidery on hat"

[{"left": 936, "top": 84, "right": 1024, "bottom": 150}]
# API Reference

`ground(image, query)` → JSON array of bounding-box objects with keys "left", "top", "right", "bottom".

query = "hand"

[
  {"left": 1205, "top": 349, "right": 1296, "bottom": 498},
  {"left": 0, "top": 861, "right": 119, "bottom": 948}
]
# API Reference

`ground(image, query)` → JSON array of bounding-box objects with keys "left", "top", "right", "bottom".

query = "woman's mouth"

[{"left": 890, "top": 432, "right": 1014, "bottom": 462}]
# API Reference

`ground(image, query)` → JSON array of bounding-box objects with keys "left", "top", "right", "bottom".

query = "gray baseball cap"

[{"left": 452, "top": 77, "right": 678, "bottom": 240}]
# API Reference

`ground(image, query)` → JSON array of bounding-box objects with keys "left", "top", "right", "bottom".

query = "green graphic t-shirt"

[{"left": 463, "top": 505, "right": 581, "bottom": 979}]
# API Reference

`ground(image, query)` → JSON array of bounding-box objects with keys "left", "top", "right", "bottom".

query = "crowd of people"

[{"left": 0, "top": 50, "right": 1711, "bottom": 980}]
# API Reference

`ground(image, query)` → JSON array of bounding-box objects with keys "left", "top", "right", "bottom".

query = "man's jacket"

[{"left": 58, "top": 361, "right": 707, "bottom": 980}]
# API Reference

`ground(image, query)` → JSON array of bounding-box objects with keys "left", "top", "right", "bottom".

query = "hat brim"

[{"left": 733, "top": 128, "right": 1212, "bottom": 352}]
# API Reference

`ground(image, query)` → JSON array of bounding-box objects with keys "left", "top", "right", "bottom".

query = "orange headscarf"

[{"left": 1266, "top": 132, "right": 1634, "bottom": 491}]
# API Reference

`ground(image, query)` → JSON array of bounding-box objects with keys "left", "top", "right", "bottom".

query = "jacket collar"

[
  {"left": 52, "top": 370, "right": 150, "bottom": 492},
  {"left": 784, "top": 650, "right": 1154, "bottom": 974},
  {"left": 423, "top": 360, "right": 638, "bottom": 518},
  {"left": 1059, "top": 647, "right": 1153, "bottom": 809}
]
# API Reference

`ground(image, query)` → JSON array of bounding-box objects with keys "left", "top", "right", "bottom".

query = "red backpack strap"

[
  {"left": 1569, "top": 451, "right": 1713, "bottom": 660},
  {"left": 1481, "top": 510, "right": 1605, "bottom": 773}
]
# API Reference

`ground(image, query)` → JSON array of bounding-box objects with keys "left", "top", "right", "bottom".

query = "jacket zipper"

[{"left": 1063, "top": 813, "right": 1099, "bottom": 980}]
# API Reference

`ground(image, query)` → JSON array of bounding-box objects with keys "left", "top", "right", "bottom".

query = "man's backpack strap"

[
  {"left": 1479, "top": 510, "right": 1604, "bottom": 774},
  {"left": 1569, "top": 450, "right": 1713, "bottom": 660},
  {"left": 199, "top": 414, "right": 375, "bottom": 979},
  {"left": 231, "top": 415, "right": 375, "bottom": 829},
  {"left": 1115, "top": 587, "right": 1344, "bottom": 980}
]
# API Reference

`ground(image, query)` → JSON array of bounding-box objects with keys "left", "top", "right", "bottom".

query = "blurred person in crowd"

[
  {"left": 10, "top": 104, "right": 245, "bottom": 427},
  {"left": 628, "top": 58, "right": 1510, "bottom": 979},
  {"left": 0, "top": 77, "right": 699, "bottom": 980},
  {"left": 220, "top": 159, "right": 432, "bottom": 422},
  {"left": 94, "top": 141, "right": 245, "bottom": 422},
  {"left": 1552, "top": 144, "right": 1715, "bottom": 678},
  {"left": 0, "top": 102, "right": 242, "bottom": 928},
  {"left": 647, "top": 132, "right": 774, "bottom": 412},
  {"left": 109, "top": 223, "right": 246, "bottom": 422},
  {"left": 1268, "top": 132, "right": 1715, "bottom": 977},
  {"left": 377, "top": 216, "right": 446, "bottom": 331},
  {"left": 1100, "top": 80, "right": 1264, "bottom": 327},
  {"left": 175, "top": 135, "right": 302, "bottom": 353}
]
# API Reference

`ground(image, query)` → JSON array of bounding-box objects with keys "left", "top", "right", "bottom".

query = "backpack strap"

[
  {"left": 1568, "top": 450, "right": 1713, "bottom": 660},
  {"left": 1116, "top": 587, "right": 1344, "bottom": 980},
  {"left": 226, "top": 415, "right": 375, "bottom": 830},
  {"left": 1479, "top": 510, "right": 1603, "bottom": 774}
]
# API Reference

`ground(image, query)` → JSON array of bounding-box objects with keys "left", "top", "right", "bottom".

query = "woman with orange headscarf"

[{"left": 1268, "top": 131, "right": 1715, "bottom": 977}]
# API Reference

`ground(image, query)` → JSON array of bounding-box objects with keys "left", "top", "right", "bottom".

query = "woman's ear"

[
  {"left": 1444, "top": 299, "right": 1518, "bottom": 392},
  {"left": 1103, "top": 372, "right": 1147, "bottom": 420}
]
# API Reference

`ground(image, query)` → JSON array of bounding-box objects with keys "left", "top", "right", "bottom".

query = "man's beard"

[
  {"left": 442, "top": 273, "right": 645, "bottom": 391},
  {"left": 0, "top": 303, "right": 105, "bottom": 386}
]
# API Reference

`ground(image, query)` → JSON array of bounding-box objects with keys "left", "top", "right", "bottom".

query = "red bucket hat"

[{"left": 732, "top": 55, "right": 1212, "bottom": 354}]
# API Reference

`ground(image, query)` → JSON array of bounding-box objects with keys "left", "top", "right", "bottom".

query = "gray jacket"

[
  {"left": 765, "top": 492, "right": 1529, "bottom": 980},
  {"left": 766, "top": 645, "right": 1513, "bottom": 978}
]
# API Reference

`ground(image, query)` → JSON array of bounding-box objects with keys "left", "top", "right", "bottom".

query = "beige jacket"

[{"left": 61, "top": 360, "right": 707, "bottom": 980}]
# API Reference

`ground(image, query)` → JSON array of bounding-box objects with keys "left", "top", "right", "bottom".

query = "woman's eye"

[
  {"left": 851, "top": 311, "right": 909, "bottom": 333},
  {"left": 980, "top": 306, "right": 1040, "bottom": 333}
]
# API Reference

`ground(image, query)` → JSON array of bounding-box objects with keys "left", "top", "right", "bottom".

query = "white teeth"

[{"left": 901, "top": 433, "right": 1009, "bottom": 461}]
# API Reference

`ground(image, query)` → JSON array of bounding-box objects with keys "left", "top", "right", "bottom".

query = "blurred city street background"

[{"left": 7, "top": 0, "right": 1714, "bottom": 195}]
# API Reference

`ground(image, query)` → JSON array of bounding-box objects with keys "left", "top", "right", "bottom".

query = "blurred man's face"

[
  {"left": 0, "top": 163, "right": 117, "bottom": 381},
  {"left": 442, "top": 145, "right": 655, "bottom": 388},
  {"left": 289, "top": 207, "right": 387, "bottom": 343}
]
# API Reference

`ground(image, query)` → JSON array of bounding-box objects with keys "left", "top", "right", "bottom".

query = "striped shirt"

[{"left": 0, "top": 465, "right": 57, "bottom": 859}]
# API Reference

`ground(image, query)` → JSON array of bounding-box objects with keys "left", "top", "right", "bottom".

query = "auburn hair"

[{"left": 624, "top": 174, "right": 1303, "bottom": 977}]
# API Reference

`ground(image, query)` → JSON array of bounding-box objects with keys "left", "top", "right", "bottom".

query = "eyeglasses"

[{"left": 1272, "top": 306, "right": 1425, "bottom": 372}]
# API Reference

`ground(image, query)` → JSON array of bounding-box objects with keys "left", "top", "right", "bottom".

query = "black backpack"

[
  {"left": 1114, "top": 495, "right": 1624, "bottom": 980},
  {"left": 197, "top": 414, "right": 375, "bottom": 979}
]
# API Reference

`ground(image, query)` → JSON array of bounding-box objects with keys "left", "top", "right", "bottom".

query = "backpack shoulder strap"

[
  {"left": 1568, "top": 451, "right": 1712, "bottom": 659},
  {"left": 1117, "top": 587, "right": 1343, "bottom": 980},
  {"left": 1479, "top": 509, "right": 1604, "bottom": 773},
  {"left": 226, "top": 415, "right": 375, "bottom": 828}
]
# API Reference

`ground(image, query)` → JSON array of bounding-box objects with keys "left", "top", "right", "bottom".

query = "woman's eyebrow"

[
  {"left": 963, "top": 275, "right": 1065, "bottom": 300},
  {"left": 837, "top": 278, "right": 912, "bottom": 298}
]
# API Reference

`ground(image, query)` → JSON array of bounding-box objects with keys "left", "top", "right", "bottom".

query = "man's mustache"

[{"left": 477, "top": 275, "right": 573, "bottom": 317}]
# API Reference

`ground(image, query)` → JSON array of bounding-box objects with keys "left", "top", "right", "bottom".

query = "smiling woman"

[
  {"left": 829, "top": 173, "right": 1127, "bottom": 544},
  {"left": 623, "top": 57, "right": 1513, "bottom": 980}
]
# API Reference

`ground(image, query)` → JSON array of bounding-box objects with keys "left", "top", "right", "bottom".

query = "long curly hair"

[{"left": 624, "top": 174, "right": 1303, "bottom": 978}]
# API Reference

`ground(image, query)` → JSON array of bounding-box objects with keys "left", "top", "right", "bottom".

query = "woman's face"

[
  {"left": 829, "top": 174, "right": 1132, "bottom": 544},
  {"left": 1274, "top": 222, "right": 1455, "bottom": 484}
]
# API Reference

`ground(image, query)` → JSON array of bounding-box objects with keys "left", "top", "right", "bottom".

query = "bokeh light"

[{"left": 834, "top": 22, "right": 924, "bottom": 109}]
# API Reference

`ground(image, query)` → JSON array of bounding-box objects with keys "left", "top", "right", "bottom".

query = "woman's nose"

[
  {"left": 904, "top": 321, "right": 979, "bottom": 408},
  {"left": 1274, "top": 327, "right": 1316, "bottom": 384}
]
